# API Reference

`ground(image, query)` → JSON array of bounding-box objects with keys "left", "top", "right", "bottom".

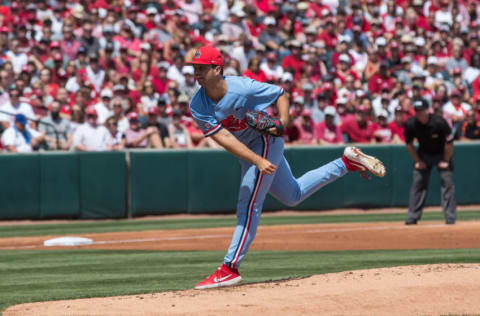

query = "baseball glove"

[{"left": 245, "top": 110, "right": 284, "bottom": 136}]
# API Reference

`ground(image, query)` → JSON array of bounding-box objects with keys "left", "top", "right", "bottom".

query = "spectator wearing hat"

[
  {"left": 142, "top": 106, "right": 171, "bottom": 148},
  {"left": 86, "top": 53, "right": 105, "bottom": 92},
  {"left": 258, "top": 16, "right": 283, "bottom": 51},
  {"left": 404, "top": 97, "right": 457, "bottom": 225},
  {"left": 179, "top": 65, "right": 200, "bottom": 99},
  {"left": 334, "top": 54, "right": 359, "bottom": 86},
  {"left": 372, "top": 109, "right": 393, "bottom": 143},
  {"left": 341, "top": 105, "right": 374, "bottom": 143},
  {"left": 293, "top": 108, "right": 315, "bottom": 145},
  {"left": 125, "top": 112, "right": 163, "bottom": 149},
  {"left": 314, "top": 105, "right": 343, "bottom": 145},
  {"left": 114, "top": 23, "right": 142, "bottom": 54},
  {"left": 301, "top": 83, "right": 317, "bottom": 110},
  {"left": 243, "top": 57, "right": 267, "bottom": 83},
  {"left": 93, "top": 89, "right": 113, "bottom": 124},
  {"left": 260, "top": 52, "right": 284, "bottom": 82},
  {"left": 388, "top": 106, "right": 407, "bottom": 143},
  {"left": 72, "top": 106, "right": 114, "bottom": 151},
  {"left": 152, "top": 61, "right": 171, "bottom": 95},
  {"left": 0, "top": 86, "right": 36, "bottom": 129},
  {"left": 372, "top": 82, "right": 398, "bottom": 120},
  {"left": 60, "top": 22, "right": 82, "bottom": 61},
  {"left": 167, "top": 55, "right": 186, "bottom": 87},
  {"left": 220, "top": 8, "right": 246, "bottom": 42},
  {"left": 443, "top": 89, "right": 472, "bottom": 139},
  {"left": 368, "top": 60, "right": 395, "bottom": 96},
  {"left": 331, "top": 36, "right": 355, "bottom": 68},
  {"left": 1, "top": 113, "right": 44, "bottom": 152},
  {"left": 168, "top": 109, "right": 192, "bottom": 148},
  {"left": 39, "top": 100, "right": 73, "bottom": 150}
]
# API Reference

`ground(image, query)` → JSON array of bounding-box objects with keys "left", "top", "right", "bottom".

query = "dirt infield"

[{"left": 3, "top": 219, "right": 480, "bottom": 315}]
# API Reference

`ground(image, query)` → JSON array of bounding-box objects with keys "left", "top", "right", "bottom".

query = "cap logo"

[{"left": 195, "top": 50, "right": 201, "bottom": 59}]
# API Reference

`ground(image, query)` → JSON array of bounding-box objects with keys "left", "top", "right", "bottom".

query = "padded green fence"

[
  {"left": 0, "top": 152, "right": 126, "bottom": 220},
  {"left": 0, "top": 143, "right": 479, "bottom": 220}
]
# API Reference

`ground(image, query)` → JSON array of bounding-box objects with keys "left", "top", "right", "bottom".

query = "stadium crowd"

[{"left": 0, "top": 0, "right": 480, "bottom": 153}]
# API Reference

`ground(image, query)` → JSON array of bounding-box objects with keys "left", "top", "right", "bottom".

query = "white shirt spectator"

[
  {"left": 435, "top": 9, "right": 453, "bottom": 26},
  {"left": 167, "top": 66, "right": 185, "bottom": 86},
  {"left": 86, "top": 66, "right": 105, "bottom": 92},
  {"left": 179, "top": 0, "right": 202, "bottom": 24},
  {"left": 6, "top": 51, "right": 28, "bottom": 74},
  {"left": 443, "top": 101, "right": 472, "bottom": 118},
  {"left": 72, "top": 123, "right": 113, "bottom": 151},
  {"left": 463, "top": 67, "right": 480, "bottom": 84},
  {"left": 260, "top": 62, "right": 284, "bottom": 81},
  {"left": 140, "top": 94, "right": 160, "bottom": 113},
  {"left": 117, "top": 117, "right": 129, "bottom": 134},
  {"left": 1, "top": 125, "right": 41, "bottom": 153},
  {"left": 93, "top": 101, "right": 112, "bottom": 124},
  {"left": 0, "top": 101, "right": 36, "bottom": 125},
  {"left": 65, "top": 77, "right": 81, "bottom": 93}
]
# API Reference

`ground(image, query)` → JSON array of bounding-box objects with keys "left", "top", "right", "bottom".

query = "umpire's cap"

[
  {"left": 186, "top": 46, "right": 224, "bottom": 67},
  {"left": 413, "top": 98, "right": 429, "bottom": 111}
]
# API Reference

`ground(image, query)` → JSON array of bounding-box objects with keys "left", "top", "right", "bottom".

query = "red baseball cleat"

[
  {"left": 342, "top": 146, "right": 386, "bottom": 178},
  {"left": 195, "top": 264, "right": 242, "bottom": 290}
]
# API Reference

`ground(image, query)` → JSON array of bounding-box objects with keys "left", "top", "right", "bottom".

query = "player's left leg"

[
  {"left": 439, "top": 164, "right": 456, "bottom": 224},
  {"left": 269, "top": 146, "right": 385, "bottom": 207}
]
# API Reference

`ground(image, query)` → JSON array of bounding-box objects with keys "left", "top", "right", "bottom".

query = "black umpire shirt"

[{"left": 404, "top": 114, "right": 454, "bottom": 155}]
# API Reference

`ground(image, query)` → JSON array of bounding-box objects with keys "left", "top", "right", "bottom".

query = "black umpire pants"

[{"left": 407, "top": 152, "right": 457, "bottom": 222}]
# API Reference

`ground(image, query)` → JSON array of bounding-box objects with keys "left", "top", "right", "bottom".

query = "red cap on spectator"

[
  {"left": 301, "top": 108, "right": 312, "bottom": 117},
  {"left": 53, "top": 52, "right": 63, "bottom": 61},
  {"left": 475, "top": 95, "right": 480, "bottom": 102},
  {"left": 451, "top": 89, "right": 462, "bottom": 97},
  {"left": 127, "top": 112, "right": 139, "bottom": 121},
  {"left": 179, "top": 16, "right": 188, "bottom": 24},
  {"left": 432, "top": 94, "right": 443, "bottom": 101},
  {"left": 0, "top": 26, "right": 9, "bottom": 33},
  {"left": 452, "top": 67, "right": 462, "bottom": 75},
  {"left": 357, "top": 105, "right": 368, "bottom": 113},
  {"left": 148, "top": 107, "right": 159, "bottom": 116},
  {"left": 395, "top": 17, "right": 403, "bottom": 24},
  {"left": 390, "top": 41, "right": 399, "bottom": 49},
  {"left": 322, "top": 82, "right": 334, "bottom": 90},
  {"left": 50, "top": 41, "right": 61, "bottom": 49},
  {"left": 85, "top": 106, "right": 97, "bottom": 116},
  {"left": 11, "top": 1, "right": 19, "bottom": 9},
  {"left": 186, "top": 46, "right": 224, "bottom": 67},
  {"left": 381, "top": 82, "right": 390, "bottom": 91}
]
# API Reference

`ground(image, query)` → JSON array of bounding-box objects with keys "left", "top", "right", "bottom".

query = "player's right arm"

[{"left": 211, "top": 128, "right": 276, "bottom": 175}]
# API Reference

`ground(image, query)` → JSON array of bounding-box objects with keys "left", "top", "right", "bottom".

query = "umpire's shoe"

[
  {"left": 405, "top": 219, "right": 418, "bottom": 225},
  {"left": 342, "top": 146, "right": 386, "bottom": 178}
]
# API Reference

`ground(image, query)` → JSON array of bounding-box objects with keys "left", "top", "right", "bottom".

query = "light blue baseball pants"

[{"left": 224, "top": 135, "right": 348, "bottom": 268}]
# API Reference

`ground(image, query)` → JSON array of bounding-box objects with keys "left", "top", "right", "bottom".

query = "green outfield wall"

[{"left": 0, "top": 143, "right": 479, "bottom": 220}]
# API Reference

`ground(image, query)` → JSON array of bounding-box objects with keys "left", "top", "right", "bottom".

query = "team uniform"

[
  {"left": 187, "top": 45, "right": 385, "bottom": 290},
  {"left": 190, "top": 76, "right": 350, "bottom": 270}
]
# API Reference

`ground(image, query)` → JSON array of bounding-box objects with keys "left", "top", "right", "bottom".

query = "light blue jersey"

[{"left": 189, "top": 76, "right": 283, "bottom": 144}]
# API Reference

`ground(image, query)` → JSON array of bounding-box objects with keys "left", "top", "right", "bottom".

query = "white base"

[{"left": 44, "top": 236, "right": 93, "bottom": 247}]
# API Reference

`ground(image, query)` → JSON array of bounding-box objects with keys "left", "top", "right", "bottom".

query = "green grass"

[
  {"left": 1, "top": 248, "right": 480, "bottom": 313},
  {"left": 1, "top": 210, "right": 480, "bottom": 238}
]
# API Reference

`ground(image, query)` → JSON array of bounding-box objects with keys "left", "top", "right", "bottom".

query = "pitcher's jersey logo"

[
  {"left": 221, "top": 115, "right": 247, "bottom": 132},
  {"left": 195, "top": 50, "right": 201, "bottom": 58}
]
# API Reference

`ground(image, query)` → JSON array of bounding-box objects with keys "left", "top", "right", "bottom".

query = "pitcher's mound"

[{"left": 5, "top": 264, "right": 480, "bottom": 316}]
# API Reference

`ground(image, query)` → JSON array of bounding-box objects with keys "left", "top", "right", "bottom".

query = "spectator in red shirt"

[
  {"left": 317, "top": 17, "right": 337, "bottom": 50},
  {"left": 293, "top": 109, "right": 315, "bottom": 145},
  {"left": 368, "top": 60, "right": 395, "bottom": 96},
  {"left": 243, "top": 57, "right": 267, "bottom": 82},
  {"left": 281, "top": 40, "right": 304, "bottom": 78},
  {"left": 341, "top": 105, "right": 374, "bottom": 143},
  {"left": 314, "top": 106, "right": 344, "bottom": 145},
  {"left": 388, "top": 106, "right": 407, "bottom": 143},
  {"left": 335, "top": 54, "right": 359, "bottom": 85},
  {"left": 372, "top": 109, "right": 393, "bottom": 143}
]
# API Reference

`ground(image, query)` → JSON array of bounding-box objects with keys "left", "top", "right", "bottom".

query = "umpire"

[{"left": 404, "top": 98, "right": 457, "bottom": 225}]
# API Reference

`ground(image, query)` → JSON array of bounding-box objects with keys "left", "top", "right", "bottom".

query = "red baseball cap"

[
  {"left": 85, "top": 106, "right": 97, "bottom": 116},
  {"left": 186, "top": 46, "right": 224, "bottom": 67},
  {"left": 148, "top": 107, "right": 159, "bottom": 116},
  {"left": 127, "top": 112, "right": 139, "bottom": 121}
]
